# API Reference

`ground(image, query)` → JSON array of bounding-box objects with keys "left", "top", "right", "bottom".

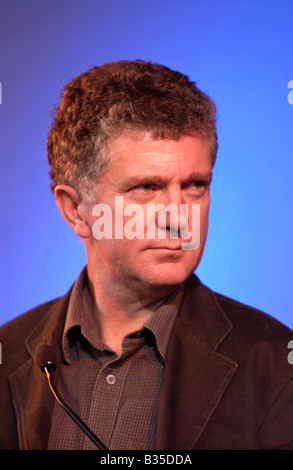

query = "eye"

[
  {"left": 134, "top": 182, "right": 159, "bottom": 193},
  {"left": 192, "top": 180, "right": 205, "bottom": 189},
  {"left": 183, "top": 180, "right": 206, "bottom": 190},
  {"left": 140, "top": 184, "right": 153, "bottom": 192}
]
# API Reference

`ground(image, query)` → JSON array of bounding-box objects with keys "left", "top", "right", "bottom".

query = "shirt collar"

[
  {"left": 62, "top": 267, "right": 185, "bottom": 364},
  {"left": 142, "top": 285, "right": 184, "bottom": 360},
  {"left": 62, "top": 267, "right": 95, "bottom": 364}
]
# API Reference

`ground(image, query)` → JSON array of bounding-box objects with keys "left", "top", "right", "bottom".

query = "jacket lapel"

[
  {"left": 8, "top": 292, "right": 70, "bottom": 449},
  {"left": 154, "top": 276, "right": 238, "bottom": 450}
]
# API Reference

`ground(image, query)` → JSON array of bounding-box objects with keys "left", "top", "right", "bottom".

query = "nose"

[{"left": 156, "top": 187, "right": 188, "bottom": 239}]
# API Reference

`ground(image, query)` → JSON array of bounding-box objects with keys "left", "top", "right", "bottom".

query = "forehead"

[{"left": 108, "top": 133, "right": 212, "bottom": 175}]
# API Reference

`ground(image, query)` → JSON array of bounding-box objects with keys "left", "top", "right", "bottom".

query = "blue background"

[{"left": 1, "top": 0, "right": 292, "bottom": 328}]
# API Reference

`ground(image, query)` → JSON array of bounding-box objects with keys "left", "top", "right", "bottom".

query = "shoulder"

[
  {"left": 0, "top": 296, "right": 64, "bottom": 343},
  {"left": 184, "top": 275, "right": 293, "bottom": 365},
  {"left": 215, "top": 290, "right": 292, "bottom": 342},
  {"left": 184, "top": 274, "right": 292, "bottom": 342},
  {"left": 210, "top": 291, "right": 293, "bottom": 384},
  {"left": 0, "top": 298, "right": 59, "bottom": 336},
  {"left": 0, "top": 292, "right": 71, "bottom": 377}
]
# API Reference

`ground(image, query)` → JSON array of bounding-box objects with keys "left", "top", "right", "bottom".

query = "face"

[{"left": 85, "top": 132, "right": 212, "bottom": 293}]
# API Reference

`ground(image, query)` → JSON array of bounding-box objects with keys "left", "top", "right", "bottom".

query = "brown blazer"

[{"left": 1, "top": 274, "right": 293, "bottom": 450}]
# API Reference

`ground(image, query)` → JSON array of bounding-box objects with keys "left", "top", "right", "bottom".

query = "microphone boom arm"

[{"left": 43, "top": 365, "right": 107, "bottom": 451}]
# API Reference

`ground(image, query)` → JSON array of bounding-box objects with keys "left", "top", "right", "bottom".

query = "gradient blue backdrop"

[{"left": 1, "top": 0, "right": 292, "bottom": 329}]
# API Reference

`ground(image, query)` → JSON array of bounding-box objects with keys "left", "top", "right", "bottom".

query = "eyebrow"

[
  {"left": 120, "top": 176, "right": 165, "bottom": 188},
  {"left": 119, "top": 172, "right": 213, "bottom": 189},
  {"left": 185, "top": 172, "right": 213, "bottom": 184}
]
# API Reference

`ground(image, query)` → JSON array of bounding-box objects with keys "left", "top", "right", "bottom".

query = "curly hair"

[{"left": 47, "top": 60, "right": 218, "bottom": 200}]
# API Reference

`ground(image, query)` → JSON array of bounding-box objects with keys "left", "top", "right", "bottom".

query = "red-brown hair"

[{"left": 47, "top": 60, "right": 217, "bottom": 199}]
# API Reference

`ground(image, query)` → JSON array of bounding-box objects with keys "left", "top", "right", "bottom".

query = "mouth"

[{"left": 148, "top": 244, "right": 183, "bottom": 251}]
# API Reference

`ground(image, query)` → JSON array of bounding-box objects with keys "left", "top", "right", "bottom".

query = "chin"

[{"left": 142, "top": 262, "right": 197, "bottom": 288}]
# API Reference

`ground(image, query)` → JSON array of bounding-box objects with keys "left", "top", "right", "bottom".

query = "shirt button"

[{"left": 106, "top": 374, "right": 116, "bottom": 385}]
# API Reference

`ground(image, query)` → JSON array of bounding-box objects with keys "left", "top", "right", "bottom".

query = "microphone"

[{"left": 36, "top": 344, "right": 107, "bottom": 450}]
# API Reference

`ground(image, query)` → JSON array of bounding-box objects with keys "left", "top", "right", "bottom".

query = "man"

[{"left": 0, "top": 60, "right": 293, "bottom": 450}]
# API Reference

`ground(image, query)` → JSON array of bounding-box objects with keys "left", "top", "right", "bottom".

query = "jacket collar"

[{"left": 154, "top": 274, "right": 238, "bottom": 450}]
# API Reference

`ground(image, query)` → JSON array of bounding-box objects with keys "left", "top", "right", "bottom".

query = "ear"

[{"left": 54, "top": 185, "right": 92, "bottom": 239}]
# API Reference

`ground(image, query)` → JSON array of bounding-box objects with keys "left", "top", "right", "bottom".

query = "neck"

[{"left": 84, "top": 264, "right": 177, "bottom": 355}]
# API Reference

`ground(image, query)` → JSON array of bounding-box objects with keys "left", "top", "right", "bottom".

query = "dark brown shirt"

[{"left": 48, "top": 268, "right": 184, "bottom": 450}]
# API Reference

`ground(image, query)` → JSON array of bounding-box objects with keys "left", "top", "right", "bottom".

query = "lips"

[{"left": 148, "top": 243, "right": 183, "bottom": 251}]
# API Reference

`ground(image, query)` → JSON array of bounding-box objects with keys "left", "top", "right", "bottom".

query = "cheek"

[
  {"left": 187, "top": 200, "right": 209, "bottom": 232},
  {"left": 200, "top": 197, "right": 210, "bottom": 225},
  {"left": 201, "top": 206, "right": 209, "bottom": 229}
]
